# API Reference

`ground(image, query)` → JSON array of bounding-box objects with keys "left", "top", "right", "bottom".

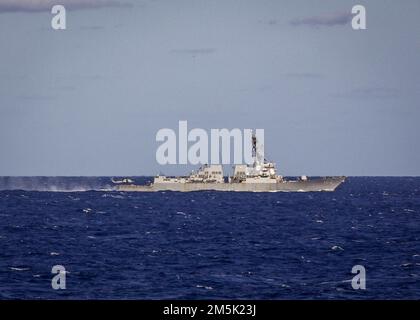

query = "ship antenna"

[
  {"left": 252, "top": 130, "right": 265, "bottom": 165},
  {"left": 252, "top": 131, "right": 257, "bottom": 159}
]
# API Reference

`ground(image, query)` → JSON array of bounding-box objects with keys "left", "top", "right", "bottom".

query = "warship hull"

[{"left": 115, "top": 176, "right": 346, "bottom": 192}]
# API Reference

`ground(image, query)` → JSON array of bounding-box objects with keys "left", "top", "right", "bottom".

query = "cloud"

[
  {"left": 171, "top": 48, "right": 216, "bottom": 55},
  {"left": 283, "top": 72, "right": 323, "bottom": 79},
  {"left": 335, "top": 87, "right": 400, "bottom": 99},
  {"left": 79, "top": 25, "right": 105, "bottom": 31},
  {"left": 171, "top": 48, "right": 216, "bottom": 58},
  {"left": 290, "top": 11, "right": 352, "bottom": 27},
  {"left": 0, "top": 0, "right": 131, "bottom": 13},
  {"left": 18, "top": 94, "right": 56, "bottom": 101}
]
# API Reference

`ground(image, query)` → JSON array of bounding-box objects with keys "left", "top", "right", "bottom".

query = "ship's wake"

[{"left": 0, "top": 177, "right": 115, "bottom": 192}]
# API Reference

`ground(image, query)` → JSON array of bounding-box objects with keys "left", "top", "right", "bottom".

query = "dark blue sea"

[{"left": 0, "top": 177, "right": 419, "bottom": 299}]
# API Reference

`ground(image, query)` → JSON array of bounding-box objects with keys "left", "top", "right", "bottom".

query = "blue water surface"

[{"left": 0, "top": 177, "right": 419, "bottom": 299}]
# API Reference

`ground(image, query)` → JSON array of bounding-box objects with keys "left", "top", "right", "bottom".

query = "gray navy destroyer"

[{"left": 114, "top": 132, "right": 345, "bottom": 192}]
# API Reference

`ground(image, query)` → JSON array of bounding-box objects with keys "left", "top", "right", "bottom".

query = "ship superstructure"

[{"left": 114, "top": 132, "right": 345, "bottom": 192}]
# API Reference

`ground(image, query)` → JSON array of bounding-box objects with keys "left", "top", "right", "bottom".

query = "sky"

[{"left": 0, "top": 0, "right": 419, "bottom": 176}]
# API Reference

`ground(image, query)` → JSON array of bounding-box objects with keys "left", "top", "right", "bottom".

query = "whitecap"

[
  {"left": 196, "top": 285, "right": 213, "bottom": 290},
  {"left": 10, "top": 267, "right": 30, "bottom": 271},
  {"left": 331, "top": 245, "right": 344, "bottom": 251},
  {"left": 50, "top": 252, "right": 60, "bottom": 256},
  {"left": 400, "top": 263, "right": 412, "bottom": 267}
]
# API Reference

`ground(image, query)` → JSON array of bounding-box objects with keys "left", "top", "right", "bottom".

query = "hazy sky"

[{"left": 0, "top": 0, "right": 419, "bottom": 176}]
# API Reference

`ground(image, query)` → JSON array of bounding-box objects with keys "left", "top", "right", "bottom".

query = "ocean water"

[{"left": 0, "top": 177, "right": 419, "bottom": 299}]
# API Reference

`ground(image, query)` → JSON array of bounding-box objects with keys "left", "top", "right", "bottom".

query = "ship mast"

[
  {"left": 252, "top": 132, "right": 257, "bottom": 164},
  {"left": 251, "top": 130, "right": 265, "bottom": 167}
]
